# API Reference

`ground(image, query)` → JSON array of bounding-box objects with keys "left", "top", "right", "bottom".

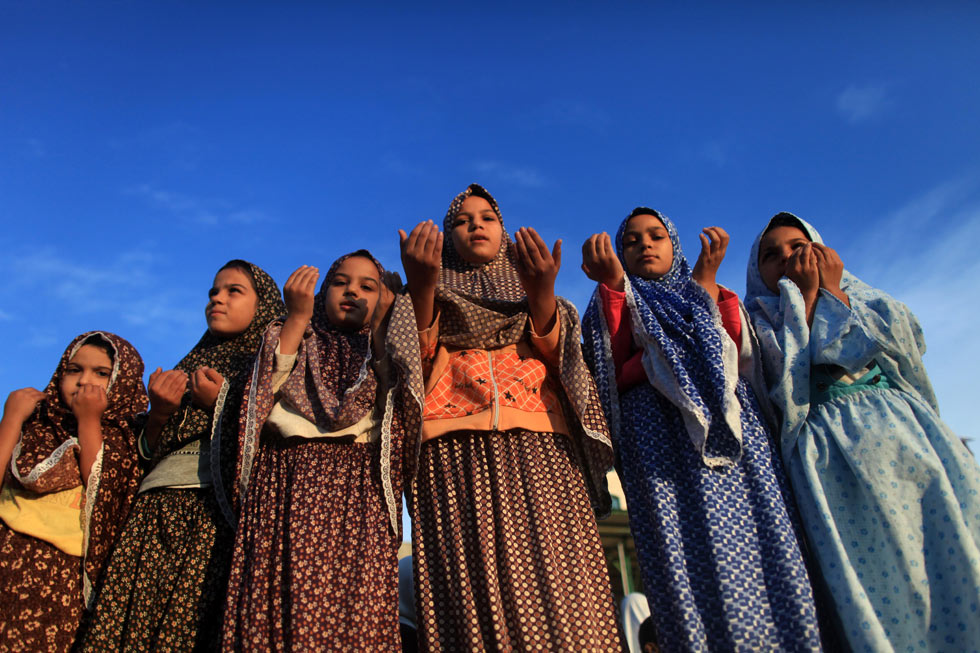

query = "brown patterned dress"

[
  {"left": 79, "top": 261, "right": 284, "bottom": 652},
  {"left": 387, "top": 185, "right": 622, "bottom": 651},
  {"left": 221, "top": 252, "right": 405, "bottom": 651},
  {"left": 0, "top": 332, "right": 147, "bottom": 652}
]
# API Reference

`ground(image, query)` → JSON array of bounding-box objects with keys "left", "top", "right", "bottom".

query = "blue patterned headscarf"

[
  {"left": 583, "top": 208, "right": 743, "bottom": 468},
  {"left": 745, "top": 212, "right": 939, "bottom": 462}
]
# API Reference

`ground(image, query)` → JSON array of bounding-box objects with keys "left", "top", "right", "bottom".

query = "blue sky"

[{"left": 2, "top": 1, "right": 979, "bottom": 466}]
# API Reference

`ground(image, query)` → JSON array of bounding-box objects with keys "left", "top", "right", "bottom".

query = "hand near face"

[
  {"left": 283, "top": 265, "right": 320, "bottom": 322},
  {"left": 70, "top": 384, "right": 108, "bottom": 423},
  {"left": 2, "top": 388, "right": 45, "bottom": 426},
  {"left": 190, "top": 367, "right": 224, "bottom": 409},
  {"left": 148, "top": 368, "right": 188, "bottom": 417},
  {"left": 784, "top": 242, "right": 820, "bottom": 297},
  {"left": 515, "top": 227, "right": 562, "bottom": 299},
  {"left": 692, "top": 227, "right": 729, "bottom": 283},
  {"left": 581, "top": 233, "right": 624, "bottom": 291},
  {"left": 398, "top": 220, "right": 443, "bottom": 295},
  {"left": 371, "top": 271, "right": 402, "bottom": 332},
  {"left": 811, "top": 243, "right": 845, "bottom": 292}
]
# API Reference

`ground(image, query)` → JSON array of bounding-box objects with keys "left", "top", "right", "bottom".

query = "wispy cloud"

[
  {"left": 474, "top": 161, "right": 547, "bottom": 189},
  {"left": 2, "top": 247, "right": 200, "bottom": 338},
  {"left": 835, "top": 83, "right": 890, "bottom": 124},
  {"left": 129, "top": 184, "right": 271, "bottom": 226},
  {"left": 844, "top": 174, "right": 980, "bottom": 443}
]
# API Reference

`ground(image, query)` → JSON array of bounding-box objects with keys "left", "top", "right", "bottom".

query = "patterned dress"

[
  {"left": 745, "top": 213, "right": 980, "bottom": 652},
  {"left": 221, "top": 252, "right": 404, "bottom": 651},
  {"left": 582, "top": 208, "right": 823, "bottom": 652},
  {"left": 80, "top": 261, "right": 284, "bottom": 652},
  {"left": 388, "top": 184, "right": 622, "bottom": 651},
  {"left": 0, "top": 332, "right": 147, "bottom": 652}
]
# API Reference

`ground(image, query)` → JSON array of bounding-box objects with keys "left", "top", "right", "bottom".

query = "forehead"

[
  {"left": 458, "top": 195, "right": 494, "bottom": 214},
  {"left": 760, "top": 225, "right": 809, "bottom": 248},
  {"left": 334, "top": 256, "right": 380, "bottom": 280},
  {"left": 625, "top": 213, "right": 666, "bottom": 233},
  {"left": 213, "top": 266, "right": 254, "bottom": 288},
  {"left": 69, "top": 343, "right": 113, "bottom": 367}
]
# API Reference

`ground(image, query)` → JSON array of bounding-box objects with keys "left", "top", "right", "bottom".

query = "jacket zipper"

[{"left": 486, "top": 350, "right": 500, "bottom": 430}]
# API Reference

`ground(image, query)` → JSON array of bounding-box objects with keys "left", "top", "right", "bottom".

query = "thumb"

[
  {"left": 203, "top": 367, "right": 223, "bottom": 384},
  {"left": 552, "top": 239, "right": 562, "bottom": 268},
  {"left": 398, "top": 229, "right": 408, "bottom": 244}
]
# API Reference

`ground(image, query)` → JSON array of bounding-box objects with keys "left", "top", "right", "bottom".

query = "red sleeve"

[
  {"left": 599, "top": 284, "right": 632, "bottom": 371},
  {"left": 717, "top": 287, "right": 742, "bottom": 354}
]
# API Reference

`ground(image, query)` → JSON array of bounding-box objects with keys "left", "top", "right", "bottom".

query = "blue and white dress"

[
  {"left": 583, "top": 208, "right": 823, "bottom": 652},
  {"left": 745, "top": 213, "right": 980, "bottom": 653}
]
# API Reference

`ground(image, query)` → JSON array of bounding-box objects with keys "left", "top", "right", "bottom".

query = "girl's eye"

[
  {"left": 97, "top": 370, "right": 111, "bottom": 377},
  {"left": 65, "top": 366, "right": 80, "bottom": 374},
  {"left": 208, "top": 288, "right": 218, "bottom": 297}
]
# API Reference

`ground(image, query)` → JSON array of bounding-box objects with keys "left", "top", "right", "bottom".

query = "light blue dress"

[{"left": 745, "top": 214, "right": 980, "bottom": 653}]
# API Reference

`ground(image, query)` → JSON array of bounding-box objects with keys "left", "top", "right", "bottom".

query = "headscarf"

[
  {"left": 145, "top": 260, "right": 284, "bottom": 527},
  {"left": 582, "top": 208, "right": 744, "bottom": 469},
  {"left": 387, "top": 183, "right": 614, "bottom": 515},
  {"left": 236, "top": 251, "right": 404, "bottom": 534},
  {"left": 744, "top": 212, "right": 939, "bottom": 461},
  {"left": 10, "top": 331, "right": 147, "bottom": 605}
]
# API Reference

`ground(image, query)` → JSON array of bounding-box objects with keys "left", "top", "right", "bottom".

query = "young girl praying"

[
  {"left": 745, "top": 212, "right": 980, "bottom": 652},
  {"left": 0, "top": 332, "right": 147, "bottom": 652},
  {"left": 221, "top": 251, "right": 405, "bottom": 650},
  {"left": 581, "top": 208, "right": 824, "bottom": 651},
  {"left": 81, "top": 260, "right": 284, "bottom": 652},
  {"left": 388, "top": 183, "right": 621, "bottom": 650}
]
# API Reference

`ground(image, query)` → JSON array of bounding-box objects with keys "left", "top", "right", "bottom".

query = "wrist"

[
  {"left": 76, "top": 414, "right": 103, "bottom": 428},
  {"left": 147, "top": 407, "right": 176, "bottom": 424}
]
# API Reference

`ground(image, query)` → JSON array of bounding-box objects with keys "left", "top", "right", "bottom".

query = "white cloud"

[
  {"left": 474, "top": 161, "right": 547, "bottom": 189},
  {"left": 836, "top": 83, "right": 890, "bottom": 124},
  {"left": 128, "top": 184, "right": 272, "bottom": 226},
  {"left": 841, "top": 175, "right": 980, "bottom": 445}
]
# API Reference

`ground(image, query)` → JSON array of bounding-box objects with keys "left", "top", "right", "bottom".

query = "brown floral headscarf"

[
  {"left": 11, "top": 331, "right": 148, "bottom": 605},
  {"left": 234, "top": 251, "right": 404, "bottom": 534}
]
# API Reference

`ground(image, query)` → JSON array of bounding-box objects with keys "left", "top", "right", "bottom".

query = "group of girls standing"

[{"left": 0, "top": 183, "right": 977, "bottom": 653}]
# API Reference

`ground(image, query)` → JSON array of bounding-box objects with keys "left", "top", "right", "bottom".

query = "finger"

[
  {"left": 398, "top": 229, "right": 408, "bottom": 245},
  {"left": 524, "top": 227, "right": 551, "bottom": 260},
  {"left": 303, "top": 267, "right": 320, "bottom": 290},
  {"left": 582, "top": 234, "right": 596, "bottom": 261},
  {"left": 699, "top": 232, "right": 710, "bottom": 253},
  {"left": 202, "top": 368, "right": 223, "bottom": 385},
  {"left": 149, "top": 368, "right": 162, "bottom": 385},
  {"left": 552, "top": 239, "right": 562, "bottom": 269},
  {"left": 601, "top": 233, "right": 615, "bottom": 260},
  {"left": 514, "top": 229, "right": 532, "bottom": 268}
]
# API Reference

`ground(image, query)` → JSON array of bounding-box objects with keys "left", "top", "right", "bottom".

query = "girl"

[
  {"left": 81, "top": 260, "right": 284, "bottom": 652},
  {"left": 0, "top": 332, "right": 147, "bottom": 651},
  {"left": 745, "top": 212, "right": 980, "bottom": 651},
  {"left": 221, "top": 251, "right": 404, "bottom": 650},
  {"left": 581, "top": 208, "right": 824, "bottom": 651},
  {"left": 389, "top": 183, "right": 621, "bottom": 650}
]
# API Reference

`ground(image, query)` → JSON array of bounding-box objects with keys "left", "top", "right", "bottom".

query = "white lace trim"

[
  {"left": 11, "top": 436, "right": 79, "bottom": 486},
  {"left": 81, "top": 444, "right": 104, "bottom": 608},
  {"left": 238, "top": 342, "right": 265, "bottom": 503},
  {"left": 379, "top": 384, "right": 399, "bottom": 536},
  {"left": 208, "top": 378, "right": 235, "bottom": 527}
]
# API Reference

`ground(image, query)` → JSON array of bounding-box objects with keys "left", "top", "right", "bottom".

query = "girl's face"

[
  {"left": 60, "top": 344, "right": 113, "bottom": 405},
  {"left": 758, "top": 225, "right": 811, "bottom": 293},
  {"left": 206, "top": 267, "right": 259, "bottom": 337},
  {"left": 451, "top": 195, "right": 503, "bottom": 265},
  {"left": 622, "top": 213, "right": 674, "bottom": 280},
  {"left": 324, "top": 256, "right": 381, "bottom": 330}
]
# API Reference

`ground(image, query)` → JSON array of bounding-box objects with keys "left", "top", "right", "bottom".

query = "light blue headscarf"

[
  {"left": 744, "top": 212, "right": 939, "bottom": 461},
  {"left": 583, "top": 208, "right": 744, "bottom": 468}
]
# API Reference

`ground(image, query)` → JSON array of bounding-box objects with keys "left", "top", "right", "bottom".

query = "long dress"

[
  {"left": 80, "top": 261, "right": 284, "bottom": 652},
  {"left": 745, "top": 213, "right": 980, "bottom": 652},
  {"left": 0, "top": 332, "right": 146, "bottom": 652},
  {"left": 582, "top": 207, "right": 824, "bottom": 652},
  {"left": 221, "top": 252, "right": 404, "bottom": 651},
  {"left": 387, "top": 184, "right": 621, "bottom": 651}
]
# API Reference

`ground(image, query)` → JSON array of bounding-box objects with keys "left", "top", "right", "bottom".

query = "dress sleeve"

[
  {"left": 598, "top": 284, "right": 633, "bottom": 374},
  {"left": 810, "top": 289, "right": 882, "bottom": 372},
  {"left": 417, "top": 311, "right": 440, "bottom": 380},
  {"left": 717, "top": 287, "right": 742, "bottom": 354},
  {"left": 271, "top": 343, "right": 297, "bottom": 394},
  {"left": 527, "top": 311, "right": 561, "bottom": 368}
]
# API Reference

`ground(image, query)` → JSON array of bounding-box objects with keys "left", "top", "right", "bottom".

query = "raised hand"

[
  {"left": 190, "top": 367, "right": 224, "bottom": 409},
  {"left": 581, "top": 232, "right": 624, "bottom": 291},
  {"left": 147, "top": 368, "right": 188, "bottom": 417},
  {"left": 283, "top": 265, "right": 320, "bottom": 322},
  {"left": 811, "top": 242, "right": 849, "bottom": 306},
  {"left": 691, "top": 226, "right": 729, "bottom": 302},
  {"left": 398, "top": 221, "right": 442, "bottom": 330},
  {"left": 280, "top": 265, "right": 320, "bottom": 355},
  {"left": 70, "top": 384, "right": 108, "bottom": 423},
  {"left": 514, "top": 226, "right": 561, "bottom": 333},
  {"left": 784, "top": 242, "right": 820, "bottom": 297},
  {"left": 2, "top": 388, "right": 45, "bottom": 426}
]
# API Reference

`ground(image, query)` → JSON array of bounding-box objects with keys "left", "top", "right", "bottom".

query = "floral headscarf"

[{"left": 10, "top": 331, "right": 147, "bottom": 605}]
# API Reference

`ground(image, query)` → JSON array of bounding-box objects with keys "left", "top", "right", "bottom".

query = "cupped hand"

[
  {"left": 148, "top": 368, "right": 188, "bottom": 417},
  {"left": 283, "top": 265, "right": 320, "bottom": 321},
  {"left": 190, "top": 367, "right": 224, "bottom": 409},
  {"left": 581, "top": 232, "right": 624, "bottom": 290}
]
